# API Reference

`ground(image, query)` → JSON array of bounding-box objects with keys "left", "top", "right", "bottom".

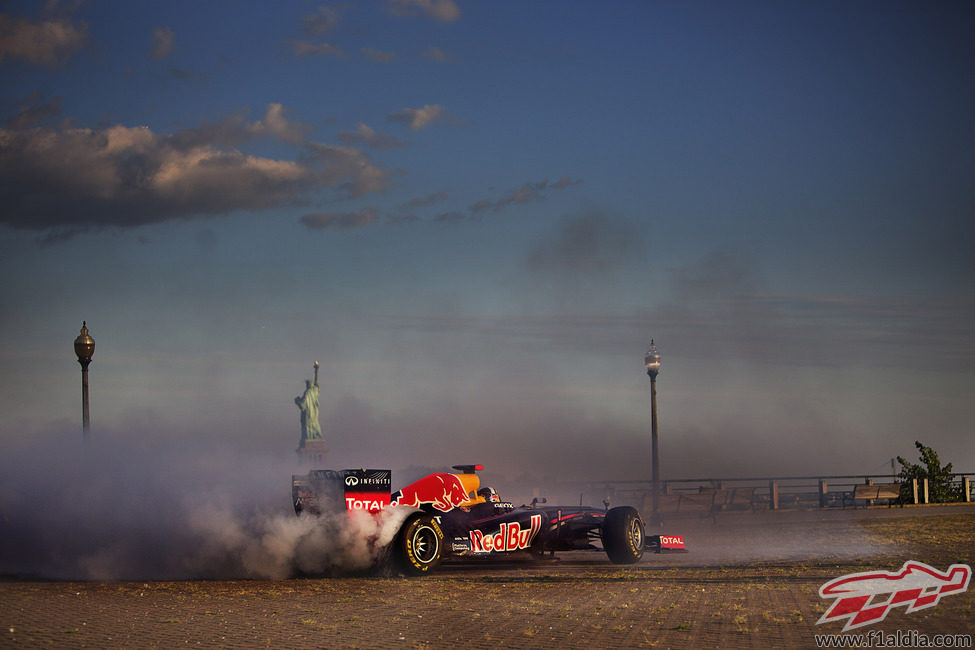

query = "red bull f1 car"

[{"left": 292, "top": 464, "right": 685, "bottom": 575}]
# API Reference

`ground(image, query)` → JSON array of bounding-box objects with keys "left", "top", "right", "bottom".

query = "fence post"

[
  {"left": 922, "top": 478, "right": 929, "bottom": 504},
  {"left": 965, "top": 477, "right": 972, "bottom": 503},
  {"left": 912, "top": 478, "right": 919, "bottom": 504},
  {"left": 769, "top": 480, "right": 779, "bottom": 510},
  {"left": 819, "top": 480, "right": 828, "bottom": 508}
]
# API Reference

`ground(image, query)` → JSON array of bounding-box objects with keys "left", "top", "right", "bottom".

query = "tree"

[{"left": 896, "top": 441, "right": 962, "bottom": 503}]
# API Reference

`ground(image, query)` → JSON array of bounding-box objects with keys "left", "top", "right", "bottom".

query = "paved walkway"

[{"left": 4, "top": 505, "right": 974, "bottom": 648}]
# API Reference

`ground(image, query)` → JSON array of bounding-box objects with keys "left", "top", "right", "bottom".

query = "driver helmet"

[{"left": 477, "top": 487, "right": 500, "bottom": 503}]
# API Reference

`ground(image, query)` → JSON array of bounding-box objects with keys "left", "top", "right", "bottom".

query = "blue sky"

[{"left": 1, "top": 0, "right": 973, "bottom": 484}]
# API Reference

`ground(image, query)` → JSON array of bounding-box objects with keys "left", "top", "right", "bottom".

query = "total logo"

[
  {"left": 470, "top": 514, "right": 542, "bottom": 553},
  {"left": 344, "top": 493, "right": 390, "bottom": 512}
]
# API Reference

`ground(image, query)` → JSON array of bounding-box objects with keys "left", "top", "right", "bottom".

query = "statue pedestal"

[{"left": 297, "top": 440, "right": 328, "bottom": 466}]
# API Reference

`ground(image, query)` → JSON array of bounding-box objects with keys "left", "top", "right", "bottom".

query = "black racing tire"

[
  {"left": 602, "top": 506, "right": 645, "bottom": 564},
  {"left": 394, "top": 512, "right": 444, "bottom": 575}
]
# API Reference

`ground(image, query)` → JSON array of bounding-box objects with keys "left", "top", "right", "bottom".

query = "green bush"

[{"left": 896, "top": 441, "right": 963, "bottom": 503}]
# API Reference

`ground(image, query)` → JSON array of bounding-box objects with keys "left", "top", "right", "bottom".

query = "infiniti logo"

[{"left": 345, "top": 476, "right": 359, "bottom": 486}]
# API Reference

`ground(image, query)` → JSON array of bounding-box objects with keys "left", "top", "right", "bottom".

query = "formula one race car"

[{"left": 292, "top": 464, "right": 685, "bottom": 575}]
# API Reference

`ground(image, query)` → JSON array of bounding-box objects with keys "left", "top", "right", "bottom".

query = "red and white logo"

[
  {"left": 659, "top": 535, "right": 684, "bottom": 549},
  {"left": 344, "top": 493, "right": 390, "bottom": 512},
  {"left": 818, "top": 561, "right": 971, "bottom": 631},
  {"left": 470, "top": 515, "right": 542, "bottom": 553}
]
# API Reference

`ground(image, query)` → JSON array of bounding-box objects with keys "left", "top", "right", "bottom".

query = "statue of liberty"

[{"left": 295, "top": 361, "right": 323, "bottom": 442}]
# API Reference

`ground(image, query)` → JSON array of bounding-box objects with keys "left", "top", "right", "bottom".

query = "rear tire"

[
  {"left": 602, "top": 506, "right": 645, "bottom": 564},
  {"left": 394, "top": 512, "right": 444, "bottom": 575}
]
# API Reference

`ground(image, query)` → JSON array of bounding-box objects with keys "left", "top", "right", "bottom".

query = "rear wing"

[{"left": 292, "top": 469, "right": 391, "bottom": 515}]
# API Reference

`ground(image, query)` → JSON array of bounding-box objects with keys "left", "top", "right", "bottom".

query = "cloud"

[
  {"left": 166, "top": 65, "right": 207, "bottom": 81},
  {"left": 149, "top": 26, "right": 174, "bottom": 60},
  {"left": 671, "top": 248, "right": 756, "bottom": 300},
  {"left": 525, "top": 211, "right": 643, "bottom": 272},
  {"left": 301, "top": 207, "right": 378, "bottom": 230},
  {"left": 348, "top": 191, "right": 447, "bottom": 226},
  {"left": 385, "top": 0, "right": 460, "bottom": 22},
  {"left": 421, "top": 46, "right": 455, "bottom": 62},
  {"left": 361, "top": 47, "right": 396, "bottom": 63},
  {"left": 166, "top": 104, "right": 310, "bottom": 149},
  {"left": 288, "top": 40, "right": 344, "bottom": 58},
  {"left": 386, "top": 213, "right": 420, "bottom": 225},
  {"left": 386, "top": 104, "right": 457, "bottom": 131},
  {"left": 5, "top": 92, "right": 62, "bottom": 129},
  {"left": 0, "top": 11, "right": 88, "bottom": 66},
  {"left": 302, "top": 5, "right": 341, "bottom": 36},
  {"left": 434, "top": 210, "right": 465, "bottom": 223},
  {"left": 469, "top": 177, "right": 582, "bottom": 215},
  {"left": 551, "top": 176, "right": 583, "bottom": 189},
  {"left": 289, "top": 6, "right": 344, "bottom": 58},
  {"left": 246, "top": 103, "right": 311, "bottom": 145},
  {"left": 304, "top": 142, "right": 390, "bottom": 197},
  {"left": 472, "top": 182, "right": 546, "bottom": 214},
  {"left": 401, "top": 191, "right": 447, "bottom": 209},
  {"left": 0, "top": 104, "right": 388, "bottom": 236},
  {"left": 339, "top": 122, "right": 407, "bottom": 150}
]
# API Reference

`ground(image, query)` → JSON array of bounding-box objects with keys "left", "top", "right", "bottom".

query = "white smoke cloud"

[{"left": 0, "top": 433, "right": 412, "bottom": 580}]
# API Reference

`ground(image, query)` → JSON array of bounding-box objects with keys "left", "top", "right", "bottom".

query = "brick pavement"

[{"left": 4, "top": 505, "right": 974, "bottom": 648}]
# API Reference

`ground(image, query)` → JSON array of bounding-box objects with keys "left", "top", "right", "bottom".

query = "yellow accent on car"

[{"left": 455, "top": 472, "right": 485, "bottom": 506}]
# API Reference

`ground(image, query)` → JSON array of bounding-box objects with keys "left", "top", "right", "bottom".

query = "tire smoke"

[{"left": 0, "top": 433, "right": 410, "bottom": 580}]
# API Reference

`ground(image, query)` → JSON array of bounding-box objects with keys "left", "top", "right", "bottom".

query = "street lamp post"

[
  {"left": 74, "top": 321, "right": 95, "bottom": 441},
  {"left": 644, "top": 340, "right": 661, "bottom": 527}
]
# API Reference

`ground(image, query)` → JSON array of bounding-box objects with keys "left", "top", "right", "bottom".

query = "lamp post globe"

[
  {"left": 74, "top": 321, "right": 95, "bottom": 440},
  {"left": 644, "top": 340, "right": 661, "bottom": 379},
  {"left": 645, "top": 340, "right": 661, "bottom": 526}
]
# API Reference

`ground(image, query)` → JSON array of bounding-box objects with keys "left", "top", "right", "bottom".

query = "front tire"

[
  {"left": 394, "top": 513, "right": 444, "bottom": 575},
  {"left": 602, "top": 506, "right": 645, "bottom": 564}
]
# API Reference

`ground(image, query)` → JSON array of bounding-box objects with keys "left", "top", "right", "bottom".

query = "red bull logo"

[
  {"left": 391, "top": 473, "right": 471, "bottom": 512},
  {"left": 818, "top": 560, "right": 972, "bottom": 631},
  {"left": 470, "top": 515, "right": 542, "bottom": 553}
]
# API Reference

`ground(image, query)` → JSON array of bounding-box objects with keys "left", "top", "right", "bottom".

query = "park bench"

[{"left": 845, "top": 483, "right": 903, "bottom": 508}]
